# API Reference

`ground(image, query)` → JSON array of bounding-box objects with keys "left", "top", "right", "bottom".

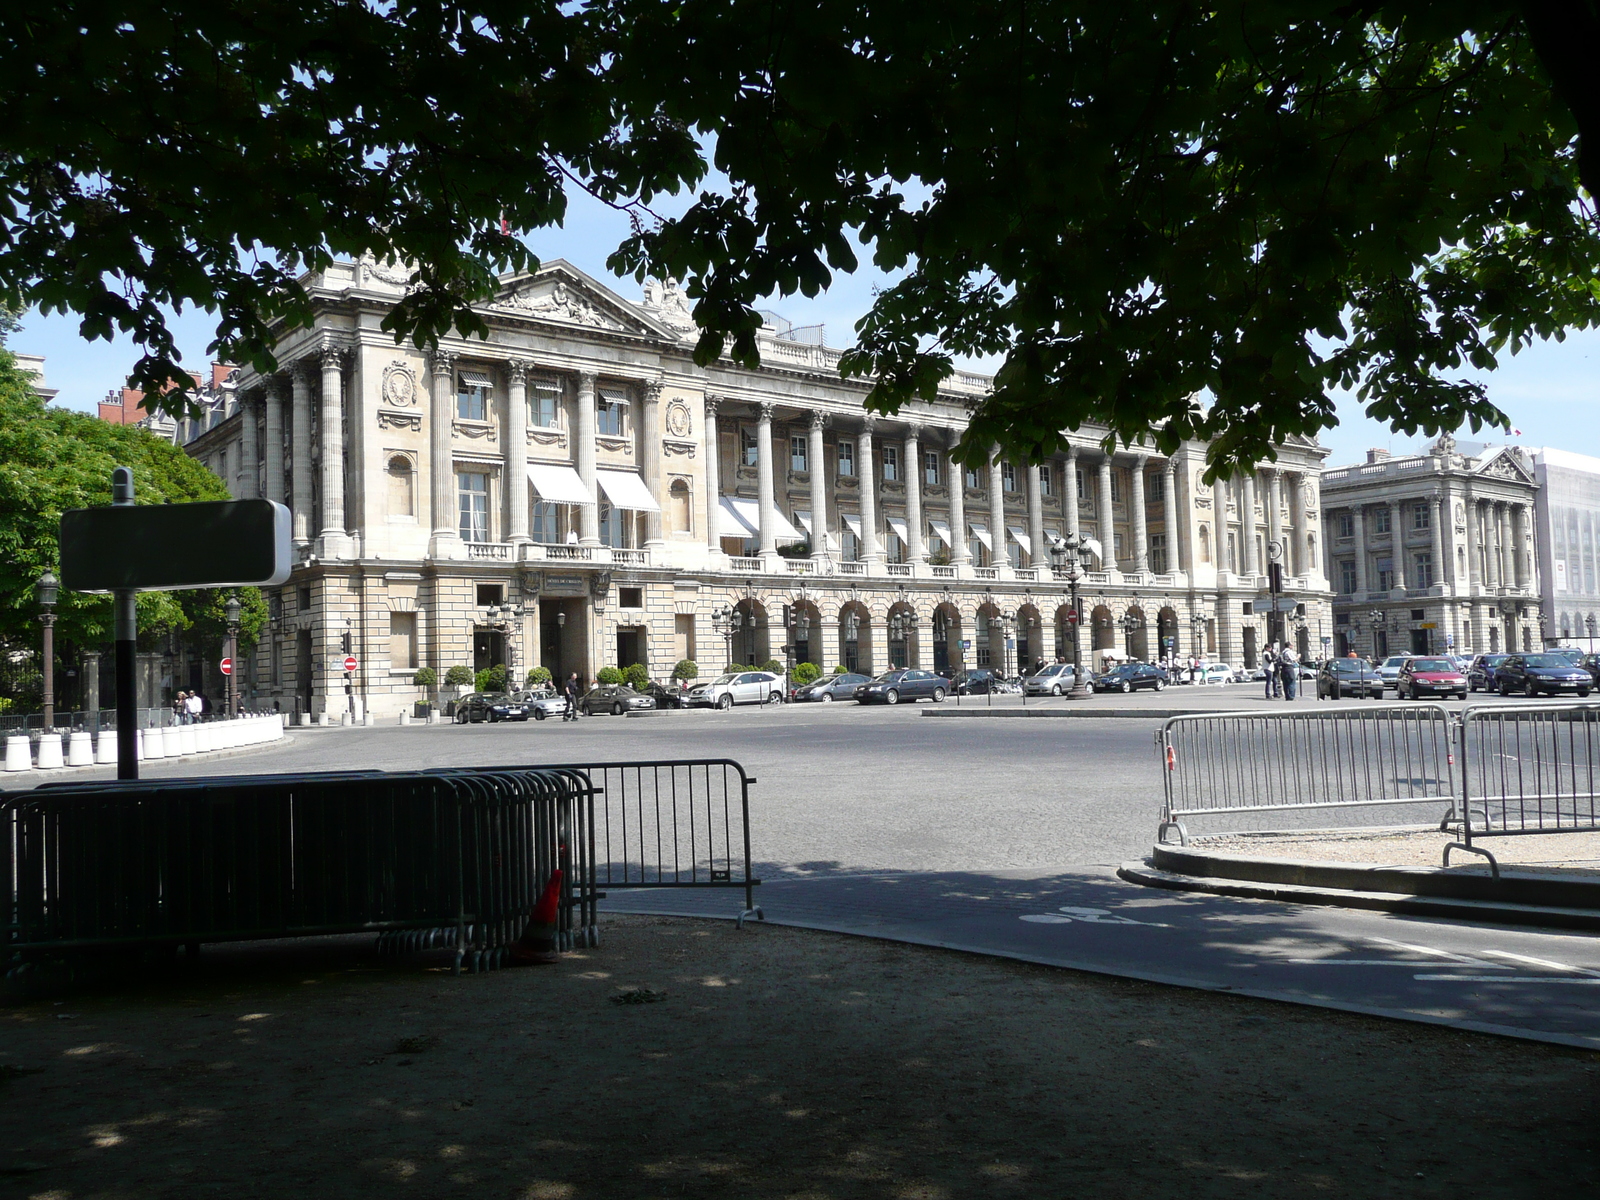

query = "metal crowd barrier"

[
  {"left": 2, "top": 767, "right": 591, "bottom": 974},
  {"left": 1450, "top": 703, "right": 1600, "bottom": 874},
  {"left": 479, "top": 759, "right": 763, "bottom": 927},
  {"left": 1156, "top": 706, "right": 1457, "bottom": 845}
]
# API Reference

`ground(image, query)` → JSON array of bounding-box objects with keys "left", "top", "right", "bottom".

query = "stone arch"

[
  {"left": 975, "top": 600, "right": 1005, "bottom": 671},
  {"left": 886, "top": 600, "right": 918, "bottom": 668},
  {"left": 1123, "top": 604, "right": 1150, "bottom": 661},
  {"left": 1053, "top": 603, "right": 1079, "bottom": 664},
  {"left": 837, "top": 600, "right": 874, "bottom": 675},
  {"left": 731, "top": 597, "right": 771, "bottom": 667},
  {"left": 1157, "top": 606, "right": 1181, "bottom": 663},
  {"left": 1015, "top": 602, "right": 1045, "bottom": 673},
  {"left": 667, "top": 477, "right": 693, "bottom": 534},
  {"left": 788, "top": 596, "right": 825, "bottom": 670},
  {"left": 932, "top": 602, "right": 962, "bottom": 674},
  {"left": 386, "top": 453, "right": 416, "bottom": 518},
  {"left": 1090, "top": 603, "right": 1115, "bottom": 652},
  {"left": 1198, "top": 524, "right": 1212, "bottom": 565}
]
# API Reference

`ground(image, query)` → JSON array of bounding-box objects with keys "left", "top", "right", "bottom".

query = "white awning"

[
  {"left": 598, "top": 389, "right": 631, "bottom": 406},
  {"left": 968, "top": 522, "right": 993, "bottom": 551},
  {"left": 792, "top": 510, "right": 812, "bottom": 534},
  {"left": 527, "top": 463, "right": 595, "bottom": 505},
  {"left": 887, "top": 516, "right": 910, "bottom": 543},
  {"left": 458, "top": 368, "right": 495, "bottom": 388},
  {"left": 842, "top": 513, "right": 863, "bottom": 536},
  {"left": 595, "top": 469, "right": 661, "bottom": 512},
  {"left": 720, "top": 496, "right": 803, "bottom": 542},
  {"left": 929, "top": 520, "right": 953, "bottom": 548},
  {"left": 1008, "top": 526, "right": 1032, "bottom": 555}
]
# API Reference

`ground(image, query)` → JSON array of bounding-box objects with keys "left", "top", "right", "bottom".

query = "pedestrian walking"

[
  {"left": 1279, "top": 646, "right": 1299, "bottom": 701},
  {"left": 1262, "top": 645, "right": 1280, "bottom": 698},
  {"left": 172, "top": 691, "right": 188, "bottom": 725},
  {"left": 186, "top": 691, "right": 204, "bottom": 723},
  {"left": 562, "top": 672, "right": 581, "bottom": 721}
]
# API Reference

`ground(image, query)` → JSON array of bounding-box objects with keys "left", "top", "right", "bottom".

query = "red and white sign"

[
  {"left": 1065, "top": 611, "right": 1080, "bottom": 625},
  {"left": 219, "top": 657, "right": 232, "bottom": 676},
  {"left": 343, "top": 655, "right": 358, "bottom": 673}
]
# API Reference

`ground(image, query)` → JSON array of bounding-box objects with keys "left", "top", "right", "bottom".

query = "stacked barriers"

[{"left": 2, "top": 767, "right": 592, "bottom": 975}]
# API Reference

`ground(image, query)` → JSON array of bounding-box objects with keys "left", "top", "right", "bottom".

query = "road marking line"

[
  {"left": 1414, "top": 974, "right": 1600, "bottom": 985},
  {"left": 1366, "top": 936, "right": 1486, "bottom": 964},
  {"left": 1479, "top": 950, "right": 1600, "bottom": 978},
  {"left": 1284, "top": 960, "right": 1514, "bottom": 968}
]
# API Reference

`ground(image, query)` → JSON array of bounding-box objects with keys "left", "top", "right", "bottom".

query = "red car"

[{"left": 1396, "top": 656, "right": 1468, "bottom": 701}]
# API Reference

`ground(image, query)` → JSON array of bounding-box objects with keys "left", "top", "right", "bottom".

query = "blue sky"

[{"left": 15, "top": 184, "right": 1599, "bottom": 469}]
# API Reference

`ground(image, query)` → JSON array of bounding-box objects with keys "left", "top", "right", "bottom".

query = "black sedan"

[
  {"left": 1316, "top": 658, "right": 1384, "bottom": 699},
  {"left": 949, "top": 668, "right": 1003, "bottom": 696},
  {"left": 1580, "top": 653, "right": 1600, "bottom": 686},
  {"left": 1090, "top": 664, "right": 1166, "bottom": 694},
  {"left": 1495, "top": 654, "right": 1594, "bottom": 698},
  {"left": 579, "top": 684, "right": 658, "bottom": 716},
  {"left": 638, "top": 681, "right": 687, "bottom": 709},
  {"left": 1468, "top": 654, "right": 1511, "bottom": 693},
  {"left": 793, "top": 672, "right": 870, "bottom": 702},
  {"left": 853, "top": 669, "right": 948, "bottom": 705},
  {"left": 454, "top": 692, "right": 526, "bottom": 723}
]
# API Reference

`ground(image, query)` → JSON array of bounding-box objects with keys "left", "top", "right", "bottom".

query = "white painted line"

[
  {"left": 1285, "top": 960, "right": 1514, "bottom": 968},
  {"left": 1479, "top": 950, "right": 1600, "bottom": 979},
  {"left": 1414, "top": 975, "right": 1600, "bottom": 985}
]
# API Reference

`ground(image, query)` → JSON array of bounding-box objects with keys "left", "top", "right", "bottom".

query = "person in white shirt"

[{"left": 185, "top": 692, "right": 203, "bottom": 722}]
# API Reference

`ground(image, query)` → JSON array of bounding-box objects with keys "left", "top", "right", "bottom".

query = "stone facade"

[
  {"left": 1529, "top": 447, "right": 1600, "bottom": 647},
  {"left": 1320, "top": 436, "right": 1543, "bottom": 659},
  {"left": 184, "top": 258, "right": 1333, "bottom": 717}
]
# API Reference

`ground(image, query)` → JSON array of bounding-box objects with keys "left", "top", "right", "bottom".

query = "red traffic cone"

[{"left": 510, "top": 869, "right": 564, "bottom": 964}]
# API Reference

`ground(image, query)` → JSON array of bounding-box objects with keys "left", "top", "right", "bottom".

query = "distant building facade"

[
  {"left": 1320, "top": 435, "right": 1543, "bottom": 658},
  {"left": 1529, "top": 447, "right": 1600, "bottom": 648}
]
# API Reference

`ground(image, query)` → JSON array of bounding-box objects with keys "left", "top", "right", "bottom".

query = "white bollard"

[
  {"left": 5, "top": 735, "right": 33, "bottom": 772},
  {"left": 362, "top": 712, "right": 374, "bottom": 727},
  {"left": 35, "top": 733, "right": 64, "bottom": 770},
  {"left": 178, "top": 726, "right": 198, "bottom": 756},
  {"left": 145, "top": 725, "right": 167, "bottom": 759},
  {"left": 134, "top": 728, "right": 144, "bottom": 760},
  {"left": 398, "top": 711, "right": 411, "bottom": 725},
  {"left": 95, "top": 731, "right": 117, "bottom": 765},
  {"left": 66, "top": 731, "right": 93, "bottom": 767}
]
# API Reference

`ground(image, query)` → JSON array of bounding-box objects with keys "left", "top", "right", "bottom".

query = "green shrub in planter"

[
  {"left": 482, "top": 664, "right": 508, "bottom": 693},
  {"left": 671, "top": 659, "right": 699, "bottom": 682},
  {"left": 526, "top": 666, "right": 552, "bottom": 687},
  {"left": 444, "top": 665, "right": 475, "bottom": 687},
  {"left": 792, "top": 662, "right": 822, "bottom": 686},
  {"left": 623, "top": 662, "right": 649, "bottom": 690},
  {"left": 596, "top": 666, "right": 624, "bottom": 685},
  {"left": 761, "top": 659, "right": 784, "bottom": 674},
  {"left": 412, "top": 667, "right": 437, "bottom": 689},
  {"left": 833, "top": 664, "right": 849, "bottom": 675}
]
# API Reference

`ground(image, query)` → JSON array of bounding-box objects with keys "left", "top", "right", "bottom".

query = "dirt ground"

[
  {"left": 2, "top": 915, "right": 1597, "bottom": 1199},
  {"left": 1195, "top": 827, "right": 1600, "bottom": 876}
]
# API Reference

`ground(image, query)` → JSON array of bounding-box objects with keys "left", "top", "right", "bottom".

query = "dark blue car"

[{"left": 1494, "top": 654, "right": 1593, "bottom": 698}]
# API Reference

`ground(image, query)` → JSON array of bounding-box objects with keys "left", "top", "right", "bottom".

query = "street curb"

[
  {"left": 5, "top": 732, "right": 298, "bottom": 786},
  {"left": 922, "top": 706, "right": 1211, "bottom": 719},
  {"left": 1149, "top": 843, "right": 1600, "bottom": 909},
  {"left": 1117, "top": 860, "right": 1600, "bottom": 933}
]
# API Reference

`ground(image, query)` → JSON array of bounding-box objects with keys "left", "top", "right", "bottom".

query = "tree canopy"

[
  {"left": 4, "top": 1, "right": 1598, "bottom": 473},
  {"left": 0, "top": 351, "right": 267, "bottom": 652}
]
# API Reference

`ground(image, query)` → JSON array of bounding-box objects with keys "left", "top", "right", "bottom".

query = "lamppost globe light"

[
  {"left": 225, "top": 595, "right": 242, "bottom": 626},
  {"left": 37, "top": 569, "right": 59, "bottom": 610}
]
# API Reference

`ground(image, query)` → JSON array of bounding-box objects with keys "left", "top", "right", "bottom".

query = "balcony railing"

[
  {"left": 611, "top": 548, "right": 647, "bottom": 566},
  {"left": 784, "top": 559, "right": 815, "bottom": 574},
  {"left": 886, "top": 563, "right": 913, "bottom": 577},
  {"left": 931, "top": 565, "right": 957, "bottom": 578},
  {"left": 974, "top": 566, "right": 1000, "bottom": 580},
  {"left": 729, "top": 556, "right": 764, "bottom": 572},
  {"left": 466, "top": 542, "right": 512, "bottom": 560},
  {"left": 838, "top": 561, "right": 867, "bottom": 576},
  {"left": 1012, "top": 567, "right": 1039, "bottom": 582},
  {"left": 528, "top": 542, "right": 594, "bottom": 561}
]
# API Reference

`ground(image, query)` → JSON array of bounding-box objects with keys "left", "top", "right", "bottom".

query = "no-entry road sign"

[
  {"left": 219, "top": 657, "right": 232, "bottom": 676},
  {"left": 343, "top": 655, "right": 358, "bottom": 673}
]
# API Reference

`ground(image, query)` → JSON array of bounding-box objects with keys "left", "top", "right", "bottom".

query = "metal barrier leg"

[
  {"left": 1443, "top": 841, "right": 1500, "bottom": 878},
  {"left": 1157, "top": 818, "right": 1188, "bottom": 847}
]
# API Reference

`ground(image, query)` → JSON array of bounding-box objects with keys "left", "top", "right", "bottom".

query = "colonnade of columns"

[{"left": 1327, "top": 492, "right": 1535, "bottom": 596}]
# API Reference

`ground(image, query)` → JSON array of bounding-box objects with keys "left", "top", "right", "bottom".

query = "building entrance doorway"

[
  {"left": 295, "top": 629, "right": 312, "bottom": 716},
  {"left": 1410, "top": 628, "right": 1432, "bottom": 655},
  {"left": 1242, "top": 626, "right": 1258, "bottom": 669},
  {"left": 539, "top": 598, "right": 588, "bottom": 686},
  {"left": 474, "top": 630, "right": 505, "bottom": 674},
  {"left": 616, "top": 628, "right": 645, "bottom": 672}
]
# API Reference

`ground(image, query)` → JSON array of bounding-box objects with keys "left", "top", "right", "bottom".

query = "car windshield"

[
  {"left": 1331, "top": 661, "right": 1362, "bottom": 673},
  {"left": 1382, "top": 657, "right": 1408, "bottom": 668},
  {"left": 1480, "top": 655, "right": 1509, "bottom": 665},
  {"left": 711, "top": 674, "right": 739, "bottom": 685},
  {"left": 871, "top": 672, "right": 905, "bottom": 683},
  {"left": 1410, "top": 659, "right": 1453, "bottom": 672},
  {"left": 483, "top": 693, "right": 510, "bottom": 701},
  {"left": 1041, "top": 664, "right": 1069, "bottom": 675},
  {"left": 1523, "top": 655, "right": 1573, "bottom": 669}
]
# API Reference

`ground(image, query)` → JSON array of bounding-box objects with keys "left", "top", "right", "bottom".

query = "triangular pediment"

[
  {"left": 1473, "top": 446, "right": 1536, "bottom": 485},
  {"left": 491, "top": 261, "right": 676, "bottom": 340}
]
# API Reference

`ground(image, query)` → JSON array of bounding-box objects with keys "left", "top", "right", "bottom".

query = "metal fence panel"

[
  {"left": 1458, "top": 703, "right": 1600, "bottom": 843},
  {"left": 1157, "top": 706, "right": 1456, "bottom": 844}
]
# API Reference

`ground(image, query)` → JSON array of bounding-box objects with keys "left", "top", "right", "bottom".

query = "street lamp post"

[
  {"left": 484, "top": 600, "right": 528, "bottom": 689},
  {"left": 224, "top": 593, "right": 241, "bottom": 717},
  {"left": 1118, "top": 601, "right": 1142, "bottom": 661},
  {"left": 1368, "top": 608, "right": 1384, "bottom": 661},
  {"left": 711, "top": 604, "right": 743, "bottom": 671},
  {"left": 784, "top": 592, "right": 812, "bottom": 700},
  {"left": 37, "top": 570, "right": 58, "bottom": 730},
  {"left": 1048, "top": 533, "right": 1098, "bottom": 699}
]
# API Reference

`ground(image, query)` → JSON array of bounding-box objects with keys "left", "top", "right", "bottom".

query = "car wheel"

[
  {"left": 533, "top": 708, "right": 547, "bottom": 721},
  {"left": 1526, "top": 681, "right": 1538, "bottom": 698},
  {"left": 768, "top": 691, "right": 783, "bottom": 705},
  {"left": 1051, "top": 685, "right": 1062, "bottom": 696},
  {"left": 821, "top": 692, "right": 834, "bottom": 703},
  {"left": 1581, "top": 689, "right": 1593, "bottom": 698},
  {"left": 1154, "top": 680, "right": 1164, "bottom": 692},
  {"left": 885, "top": 689, "right": 900, "bottom": 705},
  {"left": 718, "top": 694, "right": 733, "bottom": 711},
  {"left": 932, "top": 687, "right": 946, "bottom": 703},
  {"left": 1120, "top": 680, "right": 1131, "bottom": 693},
  {"left": 455, "top": 710, "right": 468, "bottom": 724}
]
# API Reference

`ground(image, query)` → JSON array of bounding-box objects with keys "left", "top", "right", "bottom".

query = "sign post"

[{"left": 61, "top": 472, "right": 291, "bottom": 779}]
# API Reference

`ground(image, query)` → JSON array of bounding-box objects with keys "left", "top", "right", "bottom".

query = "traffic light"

[{"left": 1268, "top": 561, "right": 1283, "bottom": 593}]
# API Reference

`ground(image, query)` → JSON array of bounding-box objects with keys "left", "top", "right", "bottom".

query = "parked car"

[
  {"left": 1196, "top": 662, "right": 1235, "bottom": 685},
  {"left": 949, "top": 668, "right": 1004, "bottom": 696},
  {"left": 685, "top": 671, "right": 784, "bottom": 709},
  {"left": 1022, "top": 663, "right": 1076, "bottom": 696},
  {"left": 793, "top": 672, "right": 871, "bottom": 702},
  {"left": 1090, "top": 663, "right": 1166, "bottom": 693},
  {"left": 578, "top": 684, "right": 657, "bottom": 716},
  {"left": 1375, "top": 656, "right": 1411, "bottom": 692},
  {"left": 1396, "top": 656, "right": 1469, "bottom": 701},
  {"left": 510, "top": 689, "right": 569, "bottom": 721},
  {"left": 1549, "top": 647, "right": 1586, "bottom": 665},
  {"left": 1579, "top": 653, "right": 1600, "bottom": 686},
  {"left": 1494, "top": 654, "right": 1594, "bottom": 698},
  {"left": 452, "top": 692, "right": 528, "bottom": 723},
  {"left": 853, "top": 669, "right": 948, "bottom": 705},
  {"left": 637, "top": 681, "right": 687, "bottom": 710},
  {"left": 1316, "top": 658, "right": 1384, "bottom": 699},
  {"left": 1468, "top": 653, "right": 1512, "bottom": 693}
]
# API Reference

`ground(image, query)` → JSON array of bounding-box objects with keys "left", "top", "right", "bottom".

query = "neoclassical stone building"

[
  {"left": 183, "top": 258, "right": 1333, "bottom": 717},
  {"left": 1319, "top": 436, "right": 1543, "bottom": 658}
]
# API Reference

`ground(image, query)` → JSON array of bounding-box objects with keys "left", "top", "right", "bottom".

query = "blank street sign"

[{"left": 61, "top": 499, "right": 292, "bottom": 593}]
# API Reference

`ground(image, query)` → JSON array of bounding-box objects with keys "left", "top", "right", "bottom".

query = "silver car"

[
  {"left": 1022, "top": 663, "right": 1076, "bottom": 696},
  {"left": 1376, "top": 655, "right": 1410, "bottom": 693},
  {"left": 511, "top": 689, "right": 570, "bottom": 721}
]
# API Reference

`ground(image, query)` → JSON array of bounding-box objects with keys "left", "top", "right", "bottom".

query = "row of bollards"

[{"left": 2, "top": 714, "right": 287, "bottom": 773}]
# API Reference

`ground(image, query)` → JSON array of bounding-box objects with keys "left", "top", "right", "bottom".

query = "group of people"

[
  {"left": 1259, "top": 643, "right": 1302, "bottom": 700},
  {"left": 171, "top": 690, "right": 210, "bottom": 723}
]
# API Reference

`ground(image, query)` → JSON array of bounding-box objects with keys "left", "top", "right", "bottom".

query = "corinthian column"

[
  {"left": 506, "top": 359, "right": 531, "bottom": 545},
  {"left": 1389, "top": 500, "right": 1406, "bottom": 591},
  {"left": 1429, "top": 491, "right": 1446, "bottom": 590},
  {"left": 264, "top": 376, "right": 287, "bottom": 507},
  {"left": 291, "top": 361, "right": 314, "bottom": 551},
  {"left": 1130, "top": 453, "right": 1149, "bottom": 573},
  {"left": 428, "top": 350, "right": 457, "bottom": 557},
  {"left": 988, "top": 448, "right": 1008, "bottom": 569},
  {"left": 947, "top": 432, "right": 970, "bottom": 566},
  {"left": 575, "top": 371, "right": 600, "bottom": 547},
  {"left": 642, "top": 380, "right": 665, "bottom": 549},
  {"left": 1163, "top": 458, "right": 1181, "bottom": 575},
  {"left": 1240, "top": 474, "right": 1258, "bottom": 576},
  {"left": 1097, "top": 455, "right": 1115, "bottom": 568},
  {"left": 859, "top": 417, "right": 880, "bottom": 562},
  {"left": 905, "top": 425, "right": 925, "bottom": 564},
  {"left": 809, "top": 410, "right": 829, "bottom": 561},
  {"left": 704, "top": 396, "right": 722, "bottom": 554},
  {"left": 1266, "top": 469, "right": 1283, "bottom": 564},
  {"left": 317, "top": 340, "right": 348, "bottom": 558},
  {"left": 1064, "top": 446, "right": 1080, "bottom": 539},
  {"left": 1025, "top": 463, "right": 1044, "bottom": 568},
  {"left": 755, "top": 402, "right": 778, "bottom": 558},
  {"left": 237, "top": 394, "right": 259, "bottom": 500}
]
